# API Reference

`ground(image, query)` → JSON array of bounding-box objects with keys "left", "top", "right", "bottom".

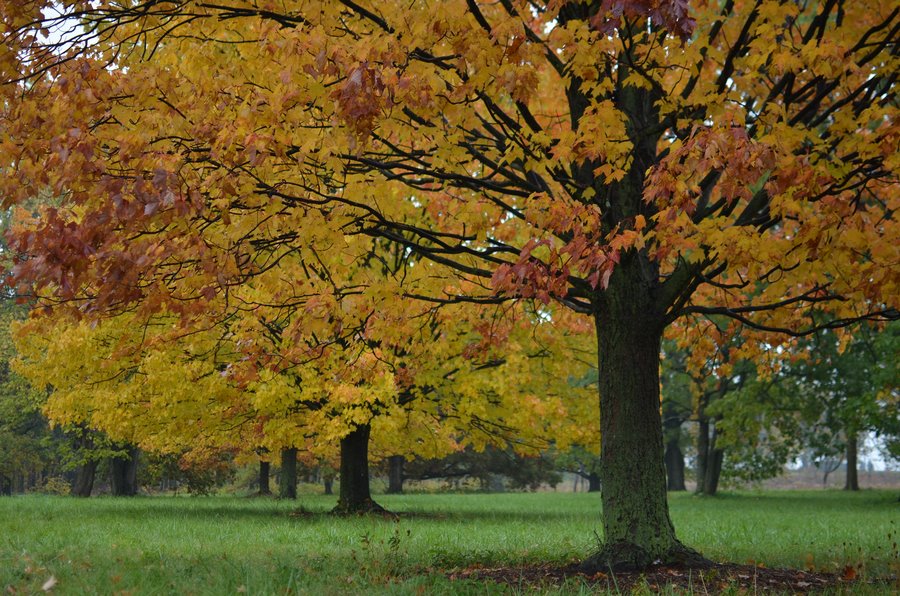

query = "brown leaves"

[{"left": 450, "top": 561, "right": 850, "bottom": 594}]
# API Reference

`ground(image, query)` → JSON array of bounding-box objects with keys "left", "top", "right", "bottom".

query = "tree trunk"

[
  {"left": 279, "top": 448, "right": 297, "bottom": 499},
  {"left": 0, "top": 475, "right": 11, "bottom": 496},
  {"left": 71, "top": 460, "right": 97, "bottom": 497},
  {"left": 323, "top": 476, "right": 333, "bottom": 495},
  {"left": 333, "top": 424, "right": 385, "bottom": 514},
  {"left": 704, "top": 445, "right": 724, "bottom": 496},
  {"left": 386, "top": 455, "right": 404, "bottom": 494},
  {"left": 587, "top": 472, "right": 601, "bottom": 493},
  {"left": 259, "top": 460, "right": 271, "bottom": 495},
  {"left": 844, "top": 433, "right": 859, "bottom": 491},
  {"left": 581, "top": 268, "right": 703, "bottom": 571},
  {"left": 110, "top": 446, "right": 140, "bottom": 496},
  {"left": 665, "top": 440, "right": 686, "bottom": 491},
  {"left": 663, "top": 398, "right": 687, "bottom": 491},
  {"left": 695, "top": 411, "right": 710, "bottom": 494},
  {"left": 697, "top": 419, "right": 724, "bottom": 496}
]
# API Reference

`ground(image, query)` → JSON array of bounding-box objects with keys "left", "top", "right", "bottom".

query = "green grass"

[{"left": 1, "top": 490, "right": 897, "bottom": 594}]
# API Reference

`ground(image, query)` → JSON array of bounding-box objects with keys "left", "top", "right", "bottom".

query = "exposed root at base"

[
  {"left": 578, "top": 540, "right": 712, "bottom": 573},
  {"left": 330, "top": 498, "right": 396, "bottom": 517}
]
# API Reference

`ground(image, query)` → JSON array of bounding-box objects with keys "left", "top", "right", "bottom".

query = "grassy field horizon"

[{"left": 2, "top": 490, "right": 897, "bottom": 594}]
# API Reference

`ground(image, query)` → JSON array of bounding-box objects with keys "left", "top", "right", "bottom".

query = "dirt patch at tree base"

[{"left": 448, "top": 561, "right": 886, "bottom": 593}]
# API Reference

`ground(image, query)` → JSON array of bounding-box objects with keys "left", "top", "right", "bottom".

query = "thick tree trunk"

[
  {"left": 844, "top": 433, "right": 859, "bottom": 491},
  {"left": 386, "top": 455, "right": 404, "bottom": 494},
  {"left": 332, "top": 424, "right": 386, "bottom": 514},
  {"left": 665, "top": 440, "right": 686, "bottom": 491},
  {"left": 587, "top": 472, "right": 601, "bottom": 493},
  {"left": 279, "top": 448, "right": 297, "bottom": 499},
  {"left": 110, "top": 446, "right": 140, "bottom": 496},
  {"left": 71, "top": 461, "right": 97, "bottom": 497},
  {"left": 259, "top": 460, "right": 271, "bottom": 495},
  {"left": 581, "top": 268, "right": 704, "bottom": 571}
]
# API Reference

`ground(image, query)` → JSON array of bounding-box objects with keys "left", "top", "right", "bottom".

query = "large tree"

[{"left": 1, "top": 0, "right": 897, "bottom": 570}]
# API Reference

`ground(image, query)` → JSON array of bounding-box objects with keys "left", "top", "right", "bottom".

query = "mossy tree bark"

[
  {"left": 279, "top": 448, "right": 297, "bottom": 499},
  {"left": 580, "top": 249, "right": 705, "bottom": 572},
  {"left": 332, "top": 424, "right": 386, "bottom": 514}
]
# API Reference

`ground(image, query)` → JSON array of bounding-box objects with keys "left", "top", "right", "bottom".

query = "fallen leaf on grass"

[
  {"left": 841, "top": 565, "right": 857, "bottom": 581},
  {"left": 41, "top": 576, "right": 57, "bottom": 592}
]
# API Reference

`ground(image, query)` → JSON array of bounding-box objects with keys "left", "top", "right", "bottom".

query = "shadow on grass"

[{"left": 16, "top": 495, "right": 599, "bottom": 525}]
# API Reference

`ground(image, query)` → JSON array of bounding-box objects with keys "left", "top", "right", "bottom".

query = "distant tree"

[
  {"left": 778, "top": 323, "right": 899, "bottom": 490},
  {"left": 404, "top": 445, "right": 562, "bottom": 491}
]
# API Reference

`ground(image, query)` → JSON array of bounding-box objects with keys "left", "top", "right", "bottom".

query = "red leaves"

[
  {"left": 645, "top": 124, "right": 775, "bottom": 215},
  {"left": 332, "top": 62, "right": 387, "bottom": 141},
  {"left": 591, "top": 0, "right": 696, "bottom": 41}
]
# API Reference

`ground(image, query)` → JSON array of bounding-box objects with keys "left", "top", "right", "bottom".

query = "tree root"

[
  {"left": 578, "top": 540, "right": 712, "bottom": 573},
  {"left": 330, "top": 498, "right": 395, "bottom": 517}
]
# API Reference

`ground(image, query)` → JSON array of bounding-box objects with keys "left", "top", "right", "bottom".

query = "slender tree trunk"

[
  {"left": 696, "top": 412, "right": 710, "bottom": 494},
  {"left": 333, "top": 424, "right": 385, "bottom": 514},
  {"left": 323, "top": 476, "right": 333, "bottom": 495},
  {"left": 663, "top": 399, "right": 687, "bottom": 491},
  {"left": 279, "top": 448, "right": 297, "bottom": 499},
  {"left": 844, "top": 433, "right": 859, "bottom": 491},
  {"left": 110, "top": 446, "right": 140, "bottom": 496},
  {"left": 259, "top": 460, "right": 271, "bottom": 495},
  {"left": 665, "top": 440, "right": 687, "bottom": 491},
  {"left": 581, "top": 267, "right": 704, "bottom": 571},
  {"left": 0, "top": 474, "right": 11, "bottom": 496},
  {"left": 386, "top": 455, "right": 404, "bottom": 494},
  {"left": 71, "top": 461, "right": 97, "bottom": 497},
  {"left": 704, "top": 445, "right": 724, "bottom": 496}
]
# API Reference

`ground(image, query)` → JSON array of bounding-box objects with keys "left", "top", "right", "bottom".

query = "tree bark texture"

[
  {"left": 333, "top": 424, "right": 385, "bottom": 514},
  {"left": 259, "top": 460, "right": 271, "bottom": 495},
  {"left": 581, "top": 254, "right": 704, "bottom": 571},
  {"left": 844, "top": 433, "right": 859, "bottom": 491},
  {"left": 279, "top": 448, "right": 297, "bottom": 499},
  {"left": 386, "top": 455, "right": 404, "bottom": 494},
  {"left": 110, "top": 446, "right": 140, "bottom": 496}
]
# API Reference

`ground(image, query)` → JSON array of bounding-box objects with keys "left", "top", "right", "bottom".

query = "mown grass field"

[{"left": 1, "top": 490, "right": 897, "bottom": 594}]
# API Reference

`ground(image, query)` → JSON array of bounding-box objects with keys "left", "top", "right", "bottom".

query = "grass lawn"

[{"left": 1, "top": 490, "right": 897, "bottom": 594}]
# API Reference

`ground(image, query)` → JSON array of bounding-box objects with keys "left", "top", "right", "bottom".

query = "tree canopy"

[{"left": 1, "top": 0, "right": 897, "bottom": 571}]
